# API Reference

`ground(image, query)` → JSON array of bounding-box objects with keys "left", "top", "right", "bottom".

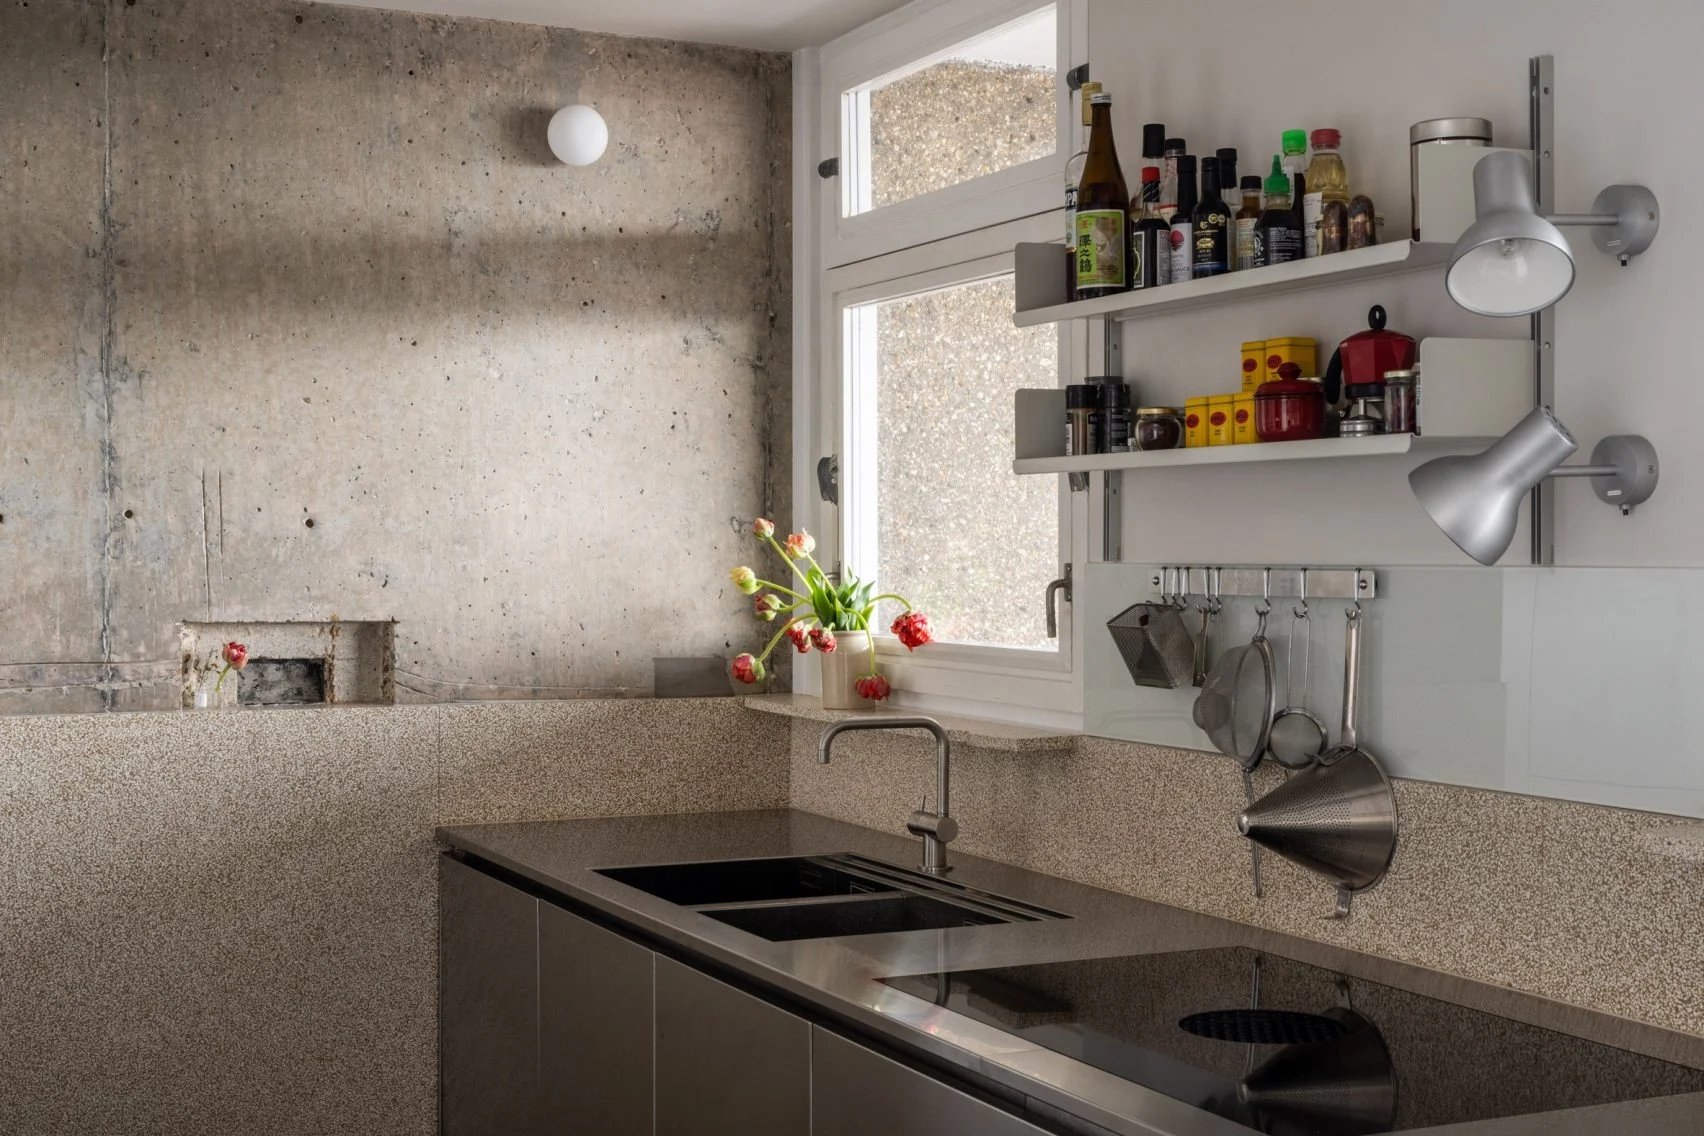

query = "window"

[{"left": 799, "top": 0, "right": 1089, "bottom": 721}]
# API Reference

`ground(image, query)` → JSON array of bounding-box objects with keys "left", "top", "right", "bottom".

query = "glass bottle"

[
  {"left": 1303, "top": 128, "right": 1350, "bottom": 257},
  {"left": 1158, "top": 137, "right": 1186, "bottom": 221},
  {"left": 1190, "top": 157, "right": 1231, "bottom": 278},
  {"left": 1258, "top": 155, "right": 1301, "bottom": 266},
  {"left": 1130, "top": 166, "right": 1171, "bottom": 289},
  {"left": 1234, "top": 175, "right": 1262, "bottom": 271},
  {"left": 1168, "top": 154, "right": 1198, "bottom": 283},
  {"left": 1063, "top": 82, "right": 1102, "bottom": 299},
  {"left": 1074, "top": 93, "right": 1130, "bottom": 299}
]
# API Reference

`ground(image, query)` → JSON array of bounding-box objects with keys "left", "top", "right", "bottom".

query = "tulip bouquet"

[{"left": 728, "top": 519, "right": 932, "bottom": 702}]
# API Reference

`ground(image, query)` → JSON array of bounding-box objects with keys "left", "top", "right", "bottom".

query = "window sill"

[{"left": 743, "top": 693, "right": 1079, "bottom": 754}]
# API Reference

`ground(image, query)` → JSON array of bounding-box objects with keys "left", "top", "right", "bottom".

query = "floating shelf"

[
  {"left": 1012, "top": 433, "right": 1489, "bottom": 476},
  {"left": 1013, "top": 240, "right": 1454, "bottom": 328}
]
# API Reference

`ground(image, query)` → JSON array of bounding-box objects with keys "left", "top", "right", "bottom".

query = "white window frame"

[
  {"left": 793, "top": 0, "right": 1090, "bottom": 727},
  {"left": 817, "top": 0, "right": 1086, "bottom": 268}
]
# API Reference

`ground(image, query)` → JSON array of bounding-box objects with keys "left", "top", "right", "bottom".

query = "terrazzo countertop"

[{"left": 438, "top": 809, "right": 1704, "bottom": 1136}]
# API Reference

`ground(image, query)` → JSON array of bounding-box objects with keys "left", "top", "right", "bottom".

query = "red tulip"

[
  {"left": 890, "top": 611, "right": 933, "bottom": 652},
  {"left": 809, "top": 628, "right": 837, "bottom": 654},
  {"left": 222, "top": 642, "right": 249, "bottom": 669},
  {"left": 731, "top": 654, "right": 765, "bottom": 684},
  {"left": 784, "top": 531, "right": 816, "bottom": 559},
  {"left": 855, "top": 673, "right": 891, "bottom": 701},
  {"left": 752, "top": 518, "right": 775, "bottom": 539},
  {"left": 753, "top": 593, "right": 785, "bottom": 622},
  {"left": 785, "top": 623, "right": 812, "bottom": 653}
]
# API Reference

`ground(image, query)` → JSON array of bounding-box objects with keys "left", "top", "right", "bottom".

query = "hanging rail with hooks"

[{"left": 1150, "top": 567, "right": 1377, "bottom": 604}]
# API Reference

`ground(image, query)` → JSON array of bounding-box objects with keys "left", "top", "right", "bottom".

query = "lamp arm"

[
  {"left": 1546, "top": 464, "right": 1621, "bottom": 479},
  {"left": 1546, "top": 212, "right": 1619, "bottom": 228}
]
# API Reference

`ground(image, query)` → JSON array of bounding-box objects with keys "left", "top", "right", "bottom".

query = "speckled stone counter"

[{"left": 438, "top": 808, "right": 1704, "bottom": 1136}]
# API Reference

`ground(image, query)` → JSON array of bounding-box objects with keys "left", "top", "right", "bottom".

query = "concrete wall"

[
  {"left": 0, "top": 0, "right": 791, "bottom": 714},
  {"left": 0, "top": 698, "right": 789, "bottom": 1136}
]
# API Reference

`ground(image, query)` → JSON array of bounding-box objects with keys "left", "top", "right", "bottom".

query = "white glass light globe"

[{"left": 547, "top": 105, "right": 608, "bottom": 167}]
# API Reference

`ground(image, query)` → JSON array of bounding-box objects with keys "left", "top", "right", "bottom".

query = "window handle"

[{"left": 1045, "top": 564, "right": 1073, "bottom": 639}]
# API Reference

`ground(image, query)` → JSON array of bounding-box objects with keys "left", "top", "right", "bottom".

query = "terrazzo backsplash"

[{"left": 786, "top": 719, "right": 1704, "bottom": 1040}]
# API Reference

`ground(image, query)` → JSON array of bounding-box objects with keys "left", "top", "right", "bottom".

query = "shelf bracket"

[
  {"left": 1529, "top": 54, "right": 1556, "bottom": 565},
  {"left": 1102, "top": 317, "right": 1123, "bottom": 560}
]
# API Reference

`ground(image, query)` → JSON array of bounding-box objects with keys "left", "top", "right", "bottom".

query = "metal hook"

[
  {"left": 1293, "top": 567, "right": 1310, "bottom": 619},
  {"left": 1208, "top": 567, "right": 1224, "bottom": 615},
  {"left": 1255, "top": 567, "right": 1272, "bottom": 617}
]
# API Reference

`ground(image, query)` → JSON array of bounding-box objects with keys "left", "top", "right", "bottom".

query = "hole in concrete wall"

[{"left": 237, "top": 659, "right": 327, "bottom": 706}]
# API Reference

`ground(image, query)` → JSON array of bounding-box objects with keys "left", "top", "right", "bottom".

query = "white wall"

[{"left": 1090, "top": 0, "right": 1704, "bottom": 567}]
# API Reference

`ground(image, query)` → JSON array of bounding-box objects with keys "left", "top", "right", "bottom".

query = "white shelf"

[
  {"left": 1013, "top": 240, "right": 1453, "bottom": 328},
  {"left": 1013, "top": 433, "right": 1489, "bottom": 476}
]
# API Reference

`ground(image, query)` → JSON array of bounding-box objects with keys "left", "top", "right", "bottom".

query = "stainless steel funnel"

[{"left": 1237, "top": 749, "right": 1397, "bottom": 918}]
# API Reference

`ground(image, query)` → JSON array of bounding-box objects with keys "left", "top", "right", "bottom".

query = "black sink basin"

[
  {"left": 704, "top": 894, "right": 1007, "bottom": 942},
  {"left": 596, "top": 855, "right": 895, "bottom": 907}
]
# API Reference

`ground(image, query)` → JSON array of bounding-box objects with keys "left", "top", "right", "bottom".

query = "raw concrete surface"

[{"left": 0, "top": 0, "right": 792, "bottom": 714}]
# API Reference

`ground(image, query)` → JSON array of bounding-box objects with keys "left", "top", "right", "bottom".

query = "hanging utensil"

[
  {"left": 1191, "top": 567, "right": 1215, "bottom": 688},
  {"left": 1238, "top": 604, "right": 1398, "bottom": 919},
  {"left": 1107, "top": 569, "right": 1195, "bottom": 689},
  {"left": 1268, "top": 573, "right": 1328, "bottom": 769}
]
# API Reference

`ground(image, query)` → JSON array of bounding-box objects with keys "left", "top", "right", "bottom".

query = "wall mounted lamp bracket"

[
  {"left": 1546, "top": 433, "right": 1660, "bottom": 515},
  {"left": 1554, "top": 184, "right": 1661, "bottom": 265}
]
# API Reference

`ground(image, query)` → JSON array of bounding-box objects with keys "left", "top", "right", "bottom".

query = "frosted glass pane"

[{"left": 862, "top": 275, "right": 1057, "bottom": 650}]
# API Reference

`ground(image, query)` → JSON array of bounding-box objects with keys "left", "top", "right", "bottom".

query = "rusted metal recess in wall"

[{"left": 180, "top": 619, "right": 396, "bottom": 708}]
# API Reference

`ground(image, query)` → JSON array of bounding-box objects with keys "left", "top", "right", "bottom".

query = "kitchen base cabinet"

[
  {"left": 538, "top": 902, "right": 655, "bottom": 1134},
  {"left": 810, "top": 1027, "right": 1050, "bottom": 1136},
  {"left": 440, "top": 856, "right": 541, "bottom": 1136},
  {"left": 654, "top": 956, "right": 811, "bottom": 1136}
]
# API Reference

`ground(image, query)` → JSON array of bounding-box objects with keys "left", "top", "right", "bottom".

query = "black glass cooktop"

[{"left": 883, "top": 947, "right": 1704, "bottom": 1134}]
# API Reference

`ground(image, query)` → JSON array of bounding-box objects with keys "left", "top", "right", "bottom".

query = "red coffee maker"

[{"left": 1323, "top": 305, "right": 1417, "bottom": 405}]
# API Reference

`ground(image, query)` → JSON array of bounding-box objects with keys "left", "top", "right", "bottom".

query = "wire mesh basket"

[{"left": 1107, "top": 600, "right": 1196, "bottom": 689}]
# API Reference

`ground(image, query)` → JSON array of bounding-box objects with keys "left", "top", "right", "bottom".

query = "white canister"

[{"left": 1411, "top": 118, "right": 1492, "bottom": 241}]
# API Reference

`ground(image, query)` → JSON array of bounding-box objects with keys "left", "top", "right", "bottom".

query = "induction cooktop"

[{"left": 882, "top": 947, "right": 1704, "bottom": 1134}]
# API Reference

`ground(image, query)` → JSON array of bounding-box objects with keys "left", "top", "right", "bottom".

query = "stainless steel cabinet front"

[
  {"left": 654, "top": 956, "right": 810, "bottom": 1136},
  {"left": 810, "top": 1027, "right": 1049, "bottom": 1136},
  {"left": 538, "top": 901, "right": 655, "bottom": 1134},
  {"left": 440, "top": 856, "right": 541, "bottom": 1136}
]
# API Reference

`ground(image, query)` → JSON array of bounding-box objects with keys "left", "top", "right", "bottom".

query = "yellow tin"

[
  {"left": 1241, "top": 340, "right": 1267, "bottom": 393},
  {"left": 1184, "top": 397, "right": 1211, "bottom": 448},
  {"left": 1264, "top": 336, "right": 1318, "bottom": 381},
  {"left": 1232, "top": 391, "right": 1258, "bottom": 444},
  {"left": 1206, "top": 395, "right": 1235, "bottom": 447}
]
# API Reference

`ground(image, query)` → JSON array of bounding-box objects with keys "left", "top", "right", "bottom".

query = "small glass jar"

[
  {"left": 1134, "top": 407, "right": 1185, "bottom": 451},
  {"left": 1384, "top": 368, "right": 1417, "bottom": 434}
]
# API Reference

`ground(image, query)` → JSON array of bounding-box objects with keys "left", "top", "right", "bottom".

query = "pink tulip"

[
  {"left": 731, "top": 654, "right": 765, "bottom": 684},
  {"left": 855, "top": 673, "right": 891, "bottom": 701},
  {"left": 728, "top": 566, "right": 759, "bottom": 595},
  {"left": 809, "top": 628, "right": 837, "bottom": 654},
  {"left": 222, "top": 642, "right": 250, "bottom": 669},
  {"left": 786, "top": 623, "right": 812, "bottom": 653},
  {"left": 752, "top": 518, "right": 775, "bottom": 539},
  {"left": 753, "top": 593, "right": 785, "bottom": 622},
  {"left": 890, "top": 611, "right": 934, "bottom": 652},
  {"left": 784, "top": 531, "right": 816, "bottom": 559}
]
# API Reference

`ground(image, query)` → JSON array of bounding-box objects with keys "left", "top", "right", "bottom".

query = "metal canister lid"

[
  {"left": 1383, "top": 368, "right": 1418, "bottom": 382},
  {"left": 1134, "top": 407, "right": 1182, "bottom": 416},
  {"left": 1410, "top": 117, "right": 1492, "bottom": 145}
]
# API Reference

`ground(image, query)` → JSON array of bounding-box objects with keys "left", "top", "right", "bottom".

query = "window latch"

[
  {"left": 1066, "top": 64, "right": 1091, "bottom": 91},
  {"left": 816, "top": 455, "right": 840, "bottom": 506},
  {"left": 817, "top": 157, "right": 839, "bottom": 179},
  {"left": 1045, "top": 564, "right": 1073, "bottom": 639}
]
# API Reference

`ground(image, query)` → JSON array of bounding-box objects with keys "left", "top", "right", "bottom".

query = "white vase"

[{"left": 818, "top": 630, "right": 880, "bottom": 710}]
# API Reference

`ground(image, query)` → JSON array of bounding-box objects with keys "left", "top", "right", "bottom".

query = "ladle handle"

[{"left": 1340, "top": 608, "right": 1362, "bottom": 750}]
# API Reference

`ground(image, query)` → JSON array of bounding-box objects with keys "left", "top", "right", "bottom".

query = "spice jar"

[
  {"left": 1383, "top": 368, "right": 1417, "bottom": 435},
  {"left": 1095, "top": 377, "right": 1133, "bottom": 452},
  {"left": 1255, "top": 364, "right": 1326, "bottom": 442},
  {"left": 1232, "top": 392, "right": 1258, "bottom": 444},
  {"left": 1065, "top": 384, "right": 1101, "bottom": 455},
  {"left": 1206, "top": 395, "right": 1235, "bottom": 446},
  {"left": 1134, "top": 407, "right": 1185, "bottom": 451},
  {"left": 1184, "top": 397, "right": 1210, "bottom": 448}
]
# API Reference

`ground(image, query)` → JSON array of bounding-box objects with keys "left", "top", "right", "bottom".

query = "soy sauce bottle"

[
  {"left": 1130, "top": 166, "right": 1171, "bottom": 288},
  {"left": 1190, "top": 156, "right": 1231, "bottom": 278},
  {"left": 1257, "top": 154, "right": 1302, "bottom": 266}
]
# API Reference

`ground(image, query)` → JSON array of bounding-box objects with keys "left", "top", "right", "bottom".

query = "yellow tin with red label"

[
  {"left": 1264, "top": 337, "right": 1318, "bottom": 383},
  {"left": 1241, "top": 340, "right": 1267, "bottom": 393},
  {"left": 1233, "top": 391, "right": 1259, "bottom": 444},
  {"left": 1185, "top": 397, "right": 1210, "bottom": 448},
  {"left": 1207, "top": 395, "right": 1235, "bottom": 446}
]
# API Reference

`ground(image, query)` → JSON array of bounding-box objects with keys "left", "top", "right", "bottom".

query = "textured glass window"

[
  {"left": 853, "top": 274, "right": 1057, "bottom": 650},
  {"left": 849, "top": 5, "right": 1056, "bottom": 215}
]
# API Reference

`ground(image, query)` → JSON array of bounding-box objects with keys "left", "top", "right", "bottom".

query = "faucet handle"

[{"left": 906, "top": 809, "right": 959, "bottom": 845}]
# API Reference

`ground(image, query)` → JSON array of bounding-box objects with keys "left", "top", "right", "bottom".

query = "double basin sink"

[{"left": 596, "top": 853, "right": 1064, "bottom": 942}]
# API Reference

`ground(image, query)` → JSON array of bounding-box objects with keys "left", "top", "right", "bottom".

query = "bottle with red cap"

[
  {"left": 1302, "top": 128, "right": 1350, "bottom": 257},
  {"left": 1130, "top": 166, "right": 1171, "bottom": 288}
]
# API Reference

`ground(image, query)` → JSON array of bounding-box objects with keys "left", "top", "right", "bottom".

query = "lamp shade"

[
  {"left": 1446, "top": 151, "right": 1576, "bottom": 317},
  {"left": 547, "top": 104, "right": 609, "bottom": 166},
  {"left": 1409, "top": 406, "right": 1578, "bottom": 564}
]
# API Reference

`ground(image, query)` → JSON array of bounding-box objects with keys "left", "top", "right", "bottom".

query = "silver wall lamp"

[
  {"left": 1446, "top": 150, "right": 1660, "bottom": 317},
  {"left": 1409, "top": 407, "right": 1659, "bottom": 565}
]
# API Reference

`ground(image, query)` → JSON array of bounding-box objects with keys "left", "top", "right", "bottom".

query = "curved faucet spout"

[{"left": 816, "top": 716, "right": 955, "bottom": 874}]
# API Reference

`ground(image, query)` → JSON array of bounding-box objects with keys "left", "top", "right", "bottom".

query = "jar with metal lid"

[
  {"left": 1133, "top": 407, "right": 1185, "bottom": 451},
  {"left": 1383, "top": 367, "right": 1418, "bottom": 435},
  {"left": 1065, "top": 383, "right": 1101, "bottom": 455},
  {"left": 1410, "top": 117, "right": 1492, "bottom": 241},
  {"left": 1095, "top": 377, "right": 1133, "bottom": 452}
]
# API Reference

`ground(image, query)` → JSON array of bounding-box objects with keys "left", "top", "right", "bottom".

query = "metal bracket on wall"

[
  {"left": 1150, "top": 566, "right": 1378, "bottom": 603},
  {"left": 818, "top": 157, "right": 839, "bottom": 179},
  {"left": 1102, "top": 317, "right": 1123, "bottom": 560},
  {"left": 1529, "top": 54, "right": 1556, "bottom": 565}
]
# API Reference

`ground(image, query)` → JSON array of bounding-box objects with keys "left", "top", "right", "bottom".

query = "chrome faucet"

[{"left": 818, "top": 716, "right": 958, "bottom": 875}]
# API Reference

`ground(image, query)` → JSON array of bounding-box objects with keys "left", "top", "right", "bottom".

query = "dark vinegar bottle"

[{"left": 1191, "top": 156, "right": 1231, "bottom": 278}]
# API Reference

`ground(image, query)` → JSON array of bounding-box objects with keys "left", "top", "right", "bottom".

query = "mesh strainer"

[{"left": 1107, "top": 599, "right": 1196, "bottom": 689}]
